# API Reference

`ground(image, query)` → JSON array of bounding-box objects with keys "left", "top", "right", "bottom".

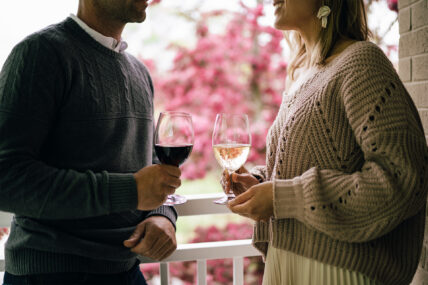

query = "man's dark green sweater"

[{"left": 0, "top": 18, "right": 177, "bottom": 275}]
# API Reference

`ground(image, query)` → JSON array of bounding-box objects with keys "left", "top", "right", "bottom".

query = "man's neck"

[{"left": 77, "top": 3, "right": 125, "bottom": 42}]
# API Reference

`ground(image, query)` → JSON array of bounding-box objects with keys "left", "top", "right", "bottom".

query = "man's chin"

[{"left": 128, "top": 13, "right": 146, "bottom": 23}]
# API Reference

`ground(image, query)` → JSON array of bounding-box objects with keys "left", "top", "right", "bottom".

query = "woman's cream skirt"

[{"left": 262, "top": 244, "right": 382, "bottom": 285}]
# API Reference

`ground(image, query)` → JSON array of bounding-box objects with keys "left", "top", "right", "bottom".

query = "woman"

[{"left": 224, "top": 0, "right": 428, "bottom": 284}]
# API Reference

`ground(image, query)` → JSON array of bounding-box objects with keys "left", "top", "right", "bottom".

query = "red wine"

[{"left": 155, "top": 144, "right": 193, "bottom": 166}]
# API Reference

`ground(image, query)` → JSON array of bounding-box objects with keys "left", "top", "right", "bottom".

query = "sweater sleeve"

[
  {"left": 146, "top": 206, "right": 178, "bottom": 230},
  {"left": 273, "top": 43, "right": 428, "bottom": 243},
  {"left": 0, "top": 36, "right": 137, "bottom": 219}
]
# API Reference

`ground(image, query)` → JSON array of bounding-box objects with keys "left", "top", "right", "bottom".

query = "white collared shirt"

[{"left": 69, "top": 14, "right": 128, "bottom": 53}]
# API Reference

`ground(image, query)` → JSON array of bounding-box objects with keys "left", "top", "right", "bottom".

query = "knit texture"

[
  {"left": 0, "top": 18, "right": 177, "bottom": 275},
  {"left": 252, "top": 41, "right": 428, "bottom": 285}
]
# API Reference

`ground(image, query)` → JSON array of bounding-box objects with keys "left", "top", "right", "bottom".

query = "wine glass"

[
  {"left": 154, "top": 111, "right": 194, "bottom": 205},
  {"left": 212, "top": 113, "right": 251, "bottom": 205}
]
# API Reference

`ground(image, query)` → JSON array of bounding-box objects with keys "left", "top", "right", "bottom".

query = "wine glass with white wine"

[{"left": 212, "top": 113, "right": 251, "bottom": 205}]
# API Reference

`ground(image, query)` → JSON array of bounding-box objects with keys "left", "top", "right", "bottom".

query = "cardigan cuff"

[{"left": 273, "top": 176, "right": 304, "bottom": 220}]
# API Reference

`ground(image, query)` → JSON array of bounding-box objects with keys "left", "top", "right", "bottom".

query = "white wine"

[
  {"left": 213, "top": 144, "right": 251, "bottom": 172},
  {"left": 212, "top": 113, "right": 251, "bottom": 205}
]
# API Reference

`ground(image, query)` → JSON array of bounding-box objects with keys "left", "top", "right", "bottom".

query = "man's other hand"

[{"left": 123, "top": 216, "right": 177, "bottom": 261}]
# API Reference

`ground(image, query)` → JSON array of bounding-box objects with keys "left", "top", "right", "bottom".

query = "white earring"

[{"left": 317, "top": 6, "right": 331, "bottom": 28}]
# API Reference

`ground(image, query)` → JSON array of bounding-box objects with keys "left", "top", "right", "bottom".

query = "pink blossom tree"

[
  {"left": 145, "top": 0, "right": 398, "bottom": 180},
  {"left": 145, "top": 1, "right": 287, "bottom": 179}
]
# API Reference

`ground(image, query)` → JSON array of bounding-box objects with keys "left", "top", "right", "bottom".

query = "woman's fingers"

[
  {"left": 232, "top": 173, "right": 259, "bottom": 188},
  {"left": 221, "top": 166, "right": 259, "bottom": 196},
  {"left": 229, "top": 199, "right": 250, "bottom": 213},
  {"left": 228, "top": 188, "right": 253, "bottom": 207},
  {"left": 236, "top": 166, "right": 249, "bottom": 174},
  {"left": 220, "top": 170, "right": 231, "bottom": 193}
]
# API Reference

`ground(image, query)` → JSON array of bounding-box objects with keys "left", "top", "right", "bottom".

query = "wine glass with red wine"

[
  {"left": 154, "top": 111, "right": 194, "bottom": 205},
  {"left": 212, "top": 113, "right": 251, "bottom": 205}
]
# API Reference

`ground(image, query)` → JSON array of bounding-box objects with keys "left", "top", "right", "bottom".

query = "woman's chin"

[{"left": 273, "top": 22, "right": 290, "bottom": 31}]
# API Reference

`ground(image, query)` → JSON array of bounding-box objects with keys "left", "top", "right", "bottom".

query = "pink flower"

[
  {"left": 387, "top": 0, "right": 398, "bottom": 12},
  {"left": 0, "top": 227, "right": 8, "bottom": 240},
  {"left": 197, "top": 23, "right": 209, "bottom": 38}
]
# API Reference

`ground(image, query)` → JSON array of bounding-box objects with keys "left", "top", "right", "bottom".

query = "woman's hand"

[
  {"left": 221, "top": 166, "right": 260, "bottom": 196},
  {"left": 227, "top": 181, "right": 274, "bottom": 222}
]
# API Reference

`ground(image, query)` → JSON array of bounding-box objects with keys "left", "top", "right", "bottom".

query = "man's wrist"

[{"left": 146, "top": 206, "right": 178, "bottom": 230}]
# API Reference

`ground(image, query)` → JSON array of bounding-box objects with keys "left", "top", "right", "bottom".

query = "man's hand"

[
  {"left": 227, "top": 181, "right": 274, "bottom": 222},
  {"left": 123, "top": 216, "right": 177, "bottom": 261},
  {"left": 134, "top": 164, "right": 181, "bottom": 210}
]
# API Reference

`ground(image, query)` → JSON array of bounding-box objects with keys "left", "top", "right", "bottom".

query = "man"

[{"left": 0, "top": 0, "right": 181, "bottom": 284}]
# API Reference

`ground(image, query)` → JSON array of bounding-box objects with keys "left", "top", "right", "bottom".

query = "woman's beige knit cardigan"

[{"left": 251, "top": 41, "right": 428, "bottom": 285}]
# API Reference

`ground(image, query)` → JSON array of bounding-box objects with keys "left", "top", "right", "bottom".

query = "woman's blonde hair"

[{"left": 286, "top": 0, "right": 370, "bottom": 80}]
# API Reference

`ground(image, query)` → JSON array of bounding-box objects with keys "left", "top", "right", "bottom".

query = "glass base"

[
  {"left": 213, "top": 194, "right": 235, "bottom": 205},
  {"left": 163, "top": 194, "right": 187, "bottom": 206}
]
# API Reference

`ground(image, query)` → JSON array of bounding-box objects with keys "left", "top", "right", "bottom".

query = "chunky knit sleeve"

[{"left": 273, "top": 43, "right": 428, "bottom": 243}]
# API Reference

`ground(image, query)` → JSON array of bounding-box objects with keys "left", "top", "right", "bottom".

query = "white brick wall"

[{"left": 399, "top": 0, "right": 428, "bottom": 283}]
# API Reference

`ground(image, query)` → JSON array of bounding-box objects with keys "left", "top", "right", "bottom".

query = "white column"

[
  {"left": 197, "top": 259, "right": 207, "bottom": 285},
  {"left": 233, "top": 257, "right": 244, "bottom": 285},
  {"left": 159, "top": 262, "right": 169, "bottom": 285}
]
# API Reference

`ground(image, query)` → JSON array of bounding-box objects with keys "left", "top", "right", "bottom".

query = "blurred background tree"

[
  {"left": 136, "top": 0, "right": 398, "bottom": 181},
  {"left": 145, "top": 1, "right": 286, "bottom": 179}
]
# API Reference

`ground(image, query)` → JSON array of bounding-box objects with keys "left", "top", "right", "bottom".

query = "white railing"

[
  {"left": 0, "top": 211, "right": 12, "bottom": 275},
  {"left": 0, "top": 212, "right": 12, "bottom": 228},
  {"left": 0, "top": 194, "right": 261, "bottom": 284},
  {"left": 140, "top": 193, "right": 261, "bottom": 284}
]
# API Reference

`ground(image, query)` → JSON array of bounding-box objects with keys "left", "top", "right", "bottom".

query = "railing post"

[
  {"left": 160, "top": 262, "right": 169, "bottom": 285},
  {"left": 197, "top": 259, "right": 207, "bottom": 285},
  {"left": 0, "top": 211, "right": 12, "bottom": 228},
  {"left": 233, "top": 257, "right": 244, "bottom": 285}
]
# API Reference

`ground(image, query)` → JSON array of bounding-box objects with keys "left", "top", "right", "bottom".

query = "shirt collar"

[{"left": 69, "top": 14, "right": 128, "bottom": 53}]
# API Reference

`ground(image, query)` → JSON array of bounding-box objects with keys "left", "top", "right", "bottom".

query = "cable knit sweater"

[
  {"left": 251, "top": 41, "right": 428, "bottom": 285},
  {"left": 0, "top": 18, "right": 177, "bottom": 275}
]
